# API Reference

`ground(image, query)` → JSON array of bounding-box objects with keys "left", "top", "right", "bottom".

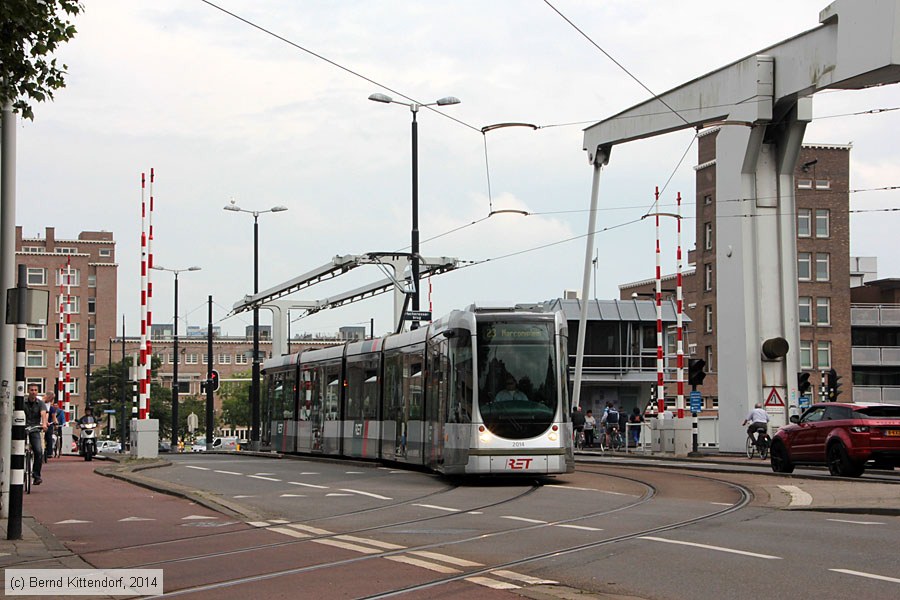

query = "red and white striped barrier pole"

[
  {"left": 139, "top": 173, "right": 148, "bottom": 420},
  {"left": 654, "top": 187, "right": 665, "bottom": 418},
  {"left": 144, "top": 168, "right": 155, "bottom": 419},
  {"left": 676, "top": 192, "right": 684, "bottom": 419},
  {"left": 56, "top": 267, "right": 65, "bottom": 418},
  {"left": 64, "top": 257, "right": 73, "bottom": 421}
]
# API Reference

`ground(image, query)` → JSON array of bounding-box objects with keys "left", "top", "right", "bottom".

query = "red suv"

[{"left": 770, "top": 402, "right": 900, "bottom": 477}]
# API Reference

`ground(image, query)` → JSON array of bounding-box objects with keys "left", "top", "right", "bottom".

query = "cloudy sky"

[{"left": 13, "top": 0, "right": 900, "bottom": 337}]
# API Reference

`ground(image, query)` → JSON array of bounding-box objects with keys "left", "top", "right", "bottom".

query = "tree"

[
  {"left": 220, "top": 369, "right": 251, "bottom": 431},
  {"left": 0, "top": 0, "right": 84, "bottom": 119}
]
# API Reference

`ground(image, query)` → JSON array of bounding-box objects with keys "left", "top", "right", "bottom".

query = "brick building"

[{"left": 620, "top": 133, "right": 852, "bottom": 410}]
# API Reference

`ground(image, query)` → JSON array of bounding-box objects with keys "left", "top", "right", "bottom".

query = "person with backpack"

[{"left": 600, "top": 402, "right": 620, "bottom": 449}]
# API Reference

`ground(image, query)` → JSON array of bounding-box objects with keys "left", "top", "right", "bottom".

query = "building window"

[
  {"left": 56, "top": 268, "right": 80, "bottom": 287},
  {"left": 704, "top": 222, "right": 713, "bottom": 250},
  {"left": 63, "top": 296, "right": 79, "bottom": 314},
  {"left": 185, "top": 353, "right": 198, "bottom": 365},
  {"left": 99, "top": 248, "right": 112, "bottom": 257},
  {"left": 202, "top": 354, "right": 209, "bottom": 364},
  {"left": 704, "top": 264, "right": 713, "bottom": 291},
  {"left": 816, "top": 341, "right": 831, "bottom": 369},
  {"left": 705, "top": 305, "right": 713, "bottom": 334},
  {"left": 815, "top": 209, "right": 830, "bottom": 238},
  {"left": 798, "top": 253, "right": 811, "bottom": 281},
  {"left": 21, "top": 246, "right": 42, "bottom": 253},
  {"left": 87, "top": 274, "right": 97, "bottom": 288},
  {"left": 218, "top": 354, "right": 232, "bottom": 365},
  {"left": 61, "top": 322, "right": 79, "bottom": 341},
  {"left": 797, "top": 179, "right": 813, "bottom": 189},
  {"left": 705, "top": 345, "right": 714, "bottom": 372},
  {"left": 58, "top": 350, "right": 79, "bottom": 368},
  {"left": 235, "top": 353, "right": 249, "bottom": 365},
  {"left": 815, "top": 179, "right": 830, "bottom": 190},
  {"left": 815, "top": 253, "right": 830, "bottom": 281},
  {"left": 166, "top": 353, "right": 174, "bottom": 364},
  {"left": 88, "top": 297, "right": 96, "bottom": 314},
  {"left": 798, "top": 297, "right": 812, "bottom": 325},
  {"left": 26, "top": 350, "right": 46, "bottom": 368},
  {"left": 797, "top": 209, "right": 811, "bottom": 237},
  {"left": 89, "top": 352, "right": 95, "bottom": 366},
  {"left": 799, "top": 340, "right": 812, "bottom": 369},
  {"left": 55, "top": 247, "right": 77, "bottom": 254},
  {"left": 88, "top": 322, "right": 95, "bottom": 341},
  {"left": 816, "top": 297, "right": 831, "bottom": 326},
  {"left": 26, "top": 267, "right": 47, "bottom": 286},
  {"left": 704, "top": 194, "right": 712, "bottom": 205},
  {"left": 27, "top": 325, "right": 46, "bottom": 340}
]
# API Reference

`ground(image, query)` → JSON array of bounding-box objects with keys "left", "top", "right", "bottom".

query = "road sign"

[
  {"left": 798, "top": 395, "right": 811, "bottom": 409},
  {"left": 689, "top": 390, "right": 703, "bottom": 413},
  {"left": 103, "top": 409, "right": 117, "bottom": 414},
  {"left": 404, "top": 310, "right": 432, "bottom": 322},
  {"left": 765, "top": 387, "right": 785, "bottom": 407}
]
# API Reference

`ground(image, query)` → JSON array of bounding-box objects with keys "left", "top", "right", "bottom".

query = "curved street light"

[
  {"left": 368, "top": 92, "right": 460, "bottom": 320},
  {"left": 223, "top": 201, "right": 288, "bottom": 449}
]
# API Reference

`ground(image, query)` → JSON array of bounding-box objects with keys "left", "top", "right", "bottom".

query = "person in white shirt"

[{"left": 742, "top": 403, "right": 769, "bottom": 445}]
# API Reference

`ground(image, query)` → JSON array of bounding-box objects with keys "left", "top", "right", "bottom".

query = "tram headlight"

[{"left": 478, "top": 424, "right": 492, "bottom": 444}]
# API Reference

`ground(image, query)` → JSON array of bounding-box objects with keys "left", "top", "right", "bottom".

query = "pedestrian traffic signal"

[
  {"left": 797, "top": 372, "right": 811, "bottom": 395},
  {"left": 827, "top": 368, "right": 842, "bottom": 400},
  {"left": 200, "top": 370, "right": 220, "bottom": 393},
  {"left": 688, "top": 358, "right": 707, "bottom": 386}
]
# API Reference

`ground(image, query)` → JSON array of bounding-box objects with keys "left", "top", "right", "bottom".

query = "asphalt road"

[{"left": 11, "top": 453, "right": 900, "bottom": 600}]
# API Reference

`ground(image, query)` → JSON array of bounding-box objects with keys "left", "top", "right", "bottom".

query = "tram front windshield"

[{"left": 476, "top": 320, "right": 557, "bottom": 439}]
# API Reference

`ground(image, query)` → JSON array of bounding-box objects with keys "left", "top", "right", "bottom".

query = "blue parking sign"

[{"left": 689, "top": 390, "right": 703, "bottom": 413}]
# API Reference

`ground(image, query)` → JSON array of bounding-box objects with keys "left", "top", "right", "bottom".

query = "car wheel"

[
  {"left": 827, "top": 442, "right": 864, "bottom": 477},
  {"left": 770, "top": 442, "right": 794, "bottom": 473}
]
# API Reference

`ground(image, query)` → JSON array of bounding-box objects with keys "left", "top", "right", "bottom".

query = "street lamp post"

[
  {"left": 152, "top": 265, "right": 201, "bottom": 446},
  {"left": 224, "top": 201, "right": 288, "bottom": 450},
  {"left": 368, "top": 93, "right": 460, "bottom": 316}
]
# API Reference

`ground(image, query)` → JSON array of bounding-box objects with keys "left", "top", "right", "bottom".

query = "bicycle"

[
  {"left": 574, "top": 429, "right": 585, "bottom": 450},
  {"left": 610, "top": 427, "right": 625, "bottom": 451},
  {"left": 746, "top": 431, "right": 771, "bottom": 459},
  {"left": 24, "top": 424, "right": 42, "bottom": 494}
]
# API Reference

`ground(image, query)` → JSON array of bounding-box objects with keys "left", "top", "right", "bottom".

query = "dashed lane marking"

[
  {"left": 408, "top": 551, "right": 482, "bottom": 567},
  {"left": 288, "top": 481, "right": 328, "bottom": 489},
  {"left": 464, "top": 576, "right": 520, "bottom": 590},
  {"left": 182, "top": 515, "right": 218, "bottom": 520},
  {"left": 280, "top": 494, "right": 306, "bottom": 498},
  {"left": 345, "top": 471, "right": 364, "bottom": 474},
  {"left": 339, "top": 489, "right": 392, "bottom": 500},
  {"left": 119, "top": 517, "right": 155, "bottom": 522},
  {"left": 253, "top": 473, "right": 276, "bottom": 476},
  {"left": 248, "top": 475, "right": 282, "bottom": 482},
  {"left": 710, "top": 502, "right": 733, "bottom": 506},
  {"left": 412, "top": 504, "right": 460, "bottom": 512},
  {"left": 326, "top": 493, "right": 354, "bottom": 497},
  {"left": 556, "top": 524, "right": 602, "bottom": 531},
  {"left": 268, "top": 527, "right": 309, "bottom": 539},
  {"left": 827, "top": 518, "right": 884, "bottom": 525},
  {"left": 299, "top": 472, "right": 319, "bottom": 475},
  {"left": 313, "top": 538, "right": 382, "bottom": 554},
  {"left": 233, "top": 495, "right": 257, "bottom": 499},
  {"left": 490, "top": 570, "right": 558, "bottom": 585},
  {"left": 501, "top": 516, "right": 547, "bottom": 524},
  {"left": 214, "top": 470, "right": 242, "bottom": 475},
  {"left": 55, "top": 520, "right": 91, "bottom": 524},
  {"left": 778, "top": 485, "right": 813, "bottom": 507},
  {"left": 640, "top": 536, "right": 782, "bottom": 560},
  {"left": 386, "top": 555, "right": 461, "bottom": 574},
  {"left": 830, "top": 569, "right": 900, "bottom": 584},
  {"left": 185, "top": 466, "right": 209, "bottom": 471}
]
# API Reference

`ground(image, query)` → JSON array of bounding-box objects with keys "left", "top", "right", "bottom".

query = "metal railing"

[{"left": 851, "top": 304, "right": 900, "bottom": 326}]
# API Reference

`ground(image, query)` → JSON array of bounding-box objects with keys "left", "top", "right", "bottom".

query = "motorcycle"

[{"left": 79, "top": 421, "right": 98, "bottom": 461}]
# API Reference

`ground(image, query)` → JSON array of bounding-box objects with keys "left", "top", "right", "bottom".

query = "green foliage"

[
  {"left": 219, "top": 369, "right": 251, "bottom": 428},
  {"left": 0, "top": 0, "right": 83, "bottom": 119}
]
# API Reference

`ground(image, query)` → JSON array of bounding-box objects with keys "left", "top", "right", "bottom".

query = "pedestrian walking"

[{"left": 584, "top": 410, "right": 596, "bottom": 448}]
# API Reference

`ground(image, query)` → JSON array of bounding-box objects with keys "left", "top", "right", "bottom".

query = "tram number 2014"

[
  {"left": 511, "top": 441, "right": 525, "bottom": 447},
  {"left": 507, "top": 458, "right": 533, "bottom": 470}
]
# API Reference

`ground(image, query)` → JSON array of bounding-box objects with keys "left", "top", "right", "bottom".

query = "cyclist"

[
  {"left": 742, "top": 402, "right": 770, "bottom": 452},
  {"left": 44, "top": 392, "right": 58, "bottom": 462},
  {"left": 600, "top": 402, "right": 620, "bottom": 450},
  {"left": 24, "top": 385, "right": 48, "bottom": 485}
]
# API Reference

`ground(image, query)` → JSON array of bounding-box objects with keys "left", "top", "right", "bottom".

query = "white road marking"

[
  {"left": 778, "top": 485, "right": 813, "bottom": 507},
  {"left": 827, "top": 518, "right": 884, "bottom": 525},
  {"left": 299, "top": 472, "right": 319, "bottom": 475},
  {"left": 269, "top": 527, "right": 309, "bottom": 538},
  {"left": 280, "top": 494, "right": 306, "bottom": 498},
  {"left": 413, "top": 504, "right": 460, "bottom": 512},
  {"left": 248, "top": 521, "right": 270, "bottom": 528},
  {"left": 326, "top": 493, "right": 353, "bottom": 497},
  {"left": 0, "top": 552, "right": 9, "bottom": 557},
  {"left": 409, "top": 551, "right": 482, "bottom": 567},
  {"left": 640, "top": 537, "right": 781, "bottom": 560},
  {"left": 501, "top": 516, "right": 547, "bottom": 524},
  {"left": 269, "top": 519, "right": 290, "bottom": 524},
  {"left": 345, "top": 471, "right": 364, "bottom": 474},
  {"left": 491, "top": 570, "right": 558, "bottom": 585},
  {"left": 314, "top": 538, "right": 382, "bottom": 554},
  {"left": 233, "top": 495, "right": 257, "bottom": 499},
  {"left": 830, "top": 568, "right": 900, "bottom": 584},
  {"left": 336, "top": 535, "right": 406, "bottom": 550},
  {"left": 185, "top": 466, "right": 209, "bottom": 471},
  {"left": 248, "top": 475, "right": 282, "bottom": 482},
  {"left": 465, "top": 576, "right": 520, "bottom": 590},
  {"left": 118, "top": 517, "right": 155, "bottom": 522},
  {"left": 55, "top": 519, "right": 91, "bottom": 524},
  {"left": 182, "top": 515, "right": 218, "bottom": 520},
  {"left": 253, "top": 473, "right": 275, "bottom": 476},
  {"left": 545, "top": 485, "right": 599, "bottom": 492},
  {"left": 386, "top": 555, "right": 461, "bottom": 573},
  {"left": 710, "top": 502, "right": 733, "bottom": 506},
  {"left": 389, "top": 470, "right": 405, "bottom": 473},
  {"left": 467, "top": 511, "right": 484, "bottom": 515},
  {"left": 288, "top": 481, "right": 328, "bottom": 489},
  {"left": 214, "top": 470, "right": 242, "bottom": 475},
  {"left": 556, "top": 524, "right": 602, "bottom": 531},
  {"left": 339, "top": 488, "right": 392, "bottom": 500},
  {"left": 287, "top": 524, "right": 333, "bottom": 535}
]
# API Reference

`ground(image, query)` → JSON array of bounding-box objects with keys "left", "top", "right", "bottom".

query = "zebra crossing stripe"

[
  {"left": 490, "top": 570, "right": 558, "bottom": 585},
  {"left": 386, "top": 556, "right": 461, "bottom": 574},
  {"left": 407, "top": 551, "right": 482, "bottom": 567},
  {"left": 313, "top": 538, "right": 382, "bottom": 554},
  {"left": 335, "top": 535, "right": 405, "bottom": 550},
  {"left": 268, "top": 527, "right": 309, "bottom": 538},
  {"left": 464, "top": 576, "right": 520, "bottom": 590},
  {"left": 287, "top": 524, "right": 332, "bottom": 535}
]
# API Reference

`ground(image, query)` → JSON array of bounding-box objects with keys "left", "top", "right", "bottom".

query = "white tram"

[{"left": 262, "top": 304, "right": 574, "bottom": 475}]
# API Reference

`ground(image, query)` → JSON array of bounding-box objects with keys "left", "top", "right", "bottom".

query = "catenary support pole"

[
  {"left": 206, "top": 296, "right": 214, "bottom": 445},
  {"left": 0, "top": 100, "right": 17, "bottom": 518}
]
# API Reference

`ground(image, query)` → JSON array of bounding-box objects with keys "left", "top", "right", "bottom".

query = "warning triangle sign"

[{"left": 765, "top": 387, "right": 784, "bottom": 407}]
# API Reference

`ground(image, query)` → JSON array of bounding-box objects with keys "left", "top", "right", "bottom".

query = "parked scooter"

[{"left": 79, "top": 421, "right": 98, "bottom": 461}]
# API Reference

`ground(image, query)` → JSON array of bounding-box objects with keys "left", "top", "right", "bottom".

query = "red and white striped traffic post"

[
  {"left": 139, "top": 172, "right": 148, "bottom": 420},
  {"left": 676, "top": 192, "right": 684, "bottom": 419},
  {"left": 654, "top": 187, "right": 665, "bottom": 418}
]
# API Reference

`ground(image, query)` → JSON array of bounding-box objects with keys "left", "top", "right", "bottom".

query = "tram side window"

[
  {"left": 282, "top": 369, "right": 296, "bottom": 420},
  {"left": 299, "top": 369, "right": 312, "bottom": 420},
  {"left": 403, "top": 352, "right": 424, "bottom": 420},
  {"left": 346, "top": 354, "right": 379, "bottom": 420},
  {"left": 384, "top": 353, "right": 404, "bottom": 422},
  {"left": 449, "top": 331, "right": 473, "bottom": 423},
  {"left": 324, "top": 364, "right": 341, "bottom": 421}
]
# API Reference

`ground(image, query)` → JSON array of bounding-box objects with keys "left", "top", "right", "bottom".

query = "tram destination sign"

[{"left": 404, "top": 310, "right": 432, "bottom": 322}]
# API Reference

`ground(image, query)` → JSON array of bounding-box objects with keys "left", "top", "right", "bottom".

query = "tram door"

[
  {"left": 322, "top": 362, "right": 343, "bottom": 455},
  {"left": 426, "top": 337, "right": 449, "bottom": 468}
]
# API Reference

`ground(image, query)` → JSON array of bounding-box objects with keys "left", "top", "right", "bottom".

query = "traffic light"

[
  {"left": 688, "top": 358, "right": 707, "bottom": 386},
  {"left": 827, "top": 368, "right": 842, "bottom": 400},
  {"left": 798, "top": 372, "right": 811, "bottom": 396},
  {"left": 200, "top": 370, "right": 220, "bottom": 393}
]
